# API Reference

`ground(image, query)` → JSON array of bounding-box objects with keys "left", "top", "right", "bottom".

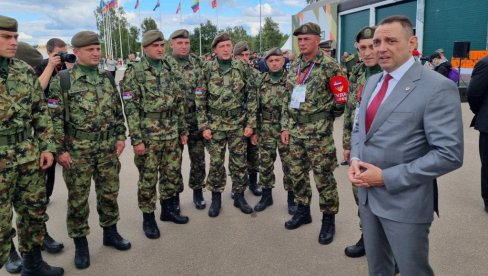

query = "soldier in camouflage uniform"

[
  {"left": 48, "top": 31, "right": 130, "bottom": 270},
  {"left": 120, "top": 30, "right": 189, "bottom": 240},
  {"left": 233, "top": 41, "right": 262, "bottom": 197},
  {"left": 281, "top": 23, "right": 347, "bottom": 245},
  {"left": 342, "top": 26, "right": 382, "bottom": 258},
  {"left": 164, "top": 29, "right": 206, "bottom": 210},
  {"left": 252, "top": 48, "right": 305, "bottom": 213},
  {"left": 196, "top": 32, "right": 258, "bottom": 217},
  {"left": 0, "top": 15, "right": 64, "bottom": 275}
]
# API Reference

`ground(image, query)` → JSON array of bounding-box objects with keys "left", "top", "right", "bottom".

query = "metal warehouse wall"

[
  {"left": 375, "top": 0, "right": 416, "bottom": 25},
  {"left": 340, "top": 10, "right": 369, "bottom": 55}
]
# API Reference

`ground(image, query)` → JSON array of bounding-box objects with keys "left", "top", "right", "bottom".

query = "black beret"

[
  {"left": 142, "top": 30, "right": 164, "bottom": 47},
  {"left": 170, "top": 29, "right": 189, "bottom": 40},
  {"left": 293, "top": 22, "right": 321, "bottom": 36},
  {"left": 211, "top": 32, "right": 231, "bottom": 48},
  {"left": 355, "top": 26, "right": 376, "bottom": 43},
  {"left": 71, "top": 31, "right": 100, "bottom": 48},
  {"left": 0, "top": 15, "right": 18, "bottom": 32}
]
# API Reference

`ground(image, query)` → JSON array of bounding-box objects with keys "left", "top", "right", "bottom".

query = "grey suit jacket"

[{"left": 351, "top": 62, "right": 464, "bottom": 224}]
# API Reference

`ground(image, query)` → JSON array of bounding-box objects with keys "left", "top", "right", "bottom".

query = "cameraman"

[{"left": 423, "top": 52, "right": 451, "bottom": 78}]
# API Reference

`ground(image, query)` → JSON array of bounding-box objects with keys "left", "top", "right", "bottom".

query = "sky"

[{"left": 0, "top": 0, "right": 307, "bottom": 47}]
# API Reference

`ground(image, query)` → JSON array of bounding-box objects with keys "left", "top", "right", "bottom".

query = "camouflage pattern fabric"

[
  {"left": 48, "top": 63, "right": 126, "bottom": 238},
  {"left": 0, "top": 58, "right": 54, "bottom": 264},
  {"left": 283, "top": 50, "right": 344, "bottom": 214},
  {"left": 196, "top": 58, "right": 257, "bottom": 192},
  {"left": 247, "top": 67, "right": 261, "bottom": 175},
  {"left": 165, "top": 54, "right": 206, "bottom": 191},
  {"left": 256, "top": 71, "right": 295, "bottom": 190},
  {"left": 119, "top": 57, "right": 187, "bottom": 212}
]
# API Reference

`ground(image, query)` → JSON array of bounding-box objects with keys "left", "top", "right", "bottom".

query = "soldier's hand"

[
  {"left": 250, "top": 134, "right": 258, "bottom": 145},
  {"left": 180, "top": 135, "right": 188, "bottom": 145},
  {"left": 57, "top": 152, "right": 72, "bottom": 169},
  {"left": 133, "top": 143, "right": 146, "bottom": 156},
  {"left": 39, "top": 152, "right": 54, "bottom": 170},
  {"left": 281, "top": 130, "right": 289, "bottom": 145},
  {"left": 343, "top": 150, "right": 351, "bottom": 164},
  {"left": 203, "top": 129, "right": 212, "bottom": 140},
  {"left": 116, "top": 140, "right": 125, "bottom": 156},
  {"left": 243, "top": 127, "right": 253, "bottom": 137}
]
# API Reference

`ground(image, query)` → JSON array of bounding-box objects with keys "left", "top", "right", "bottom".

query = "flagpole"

[
  {"left": 139, "top": 3, "right": 142, "bottom": 57},
  {"left": 199, "top": 15, "right": 202, "bottom": 57},
  {"left": 118, "top": 7, "right": 124, "bottom": 61},
  {"left": 259, "top": 0, "right": 262, "bottom": 53}
]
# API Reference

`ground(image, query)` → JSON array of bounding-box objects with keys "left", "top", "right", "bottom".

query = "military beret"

[
  {"left": 293, "top": 22, "right": 321, "bottom": 36},
  {"left": 211, "top": 32, "right": 231, "bottom": 48},
  {"left": 0, "top": 15, "right": 18, "bottom": 32},
  {"left": 233, "top": 41, "right": 250, "bottom": 56},
  {"left": 264, "top": 47, "right": 283, "bottom": 60},
  {"left": 15, "top": 42, "right": 43, "bottom": 68},
  {"left": 435, "top": 48, "right": 444, "bottom": 54},
  {"left": 319, "top": 40, "right": 333, "bottom": 50},
  {"left": 71, "top": 31, "right": 100, "bottom": 48},
  {"left": 170, "top": 29, "right": 189, "bottom": 40},
  {"left": 355, "top": 26, "right": 376, "bottom": 43},
  {"left": 142, "top": 30, "right": 164, "bottom": 47}
]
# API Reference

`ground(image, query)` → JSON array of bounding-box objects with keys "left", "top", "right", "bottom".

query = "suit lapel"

[{"left": 365, "top": 62, "right": 422, "bottom": 140}]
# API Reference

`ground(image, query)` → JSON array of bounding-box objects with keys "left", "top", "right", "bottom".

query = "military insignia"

[
  {"left": 405, "top": 86, "right": 411, "bottom": 91},
  {"left": 364, "top": 28, "right": 372, "bottom": 37},
  {"left": 195, "top": 87, "right": 204, "bottom": 95},
  {"left": 303, "top": 26, "right": 308, "bottom": 33},
  {"left": 122, "top": 91, "right": 133, "bottom": 100},
  {"left": 330, "top": 75, "right": 349, "bottom": 104},
  {"left": 47, "top": 99, "right": 59, "bottom": 108}
]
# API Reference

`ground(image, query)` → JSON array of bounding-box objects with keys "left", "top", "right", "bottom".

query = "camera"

[
  {"left": 56, "top": 51, "right": 77, "bottom": 63},
  {"left": 420, "top": 53, "right": 440, "bottom": 63}
]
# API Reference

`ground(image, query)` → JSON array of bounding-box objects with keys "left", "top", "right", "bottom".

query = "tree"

[
  {"left": 224, "top": 26, "right": 253, "bottom": 50},
  {"left": 141, "top": 18, "right": 158, "bottom": 35},
  {"left": 254, "top": 17, "right": 289, "bottom": 53},
  {"left": 190, "top": 20, "right": 218, "bottom": 56}
]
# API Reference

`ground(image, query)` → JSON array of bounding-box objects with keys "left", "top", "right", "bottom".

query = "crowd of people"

[{"left": 2, "top": 12, "right": 484, "bottom": 276}]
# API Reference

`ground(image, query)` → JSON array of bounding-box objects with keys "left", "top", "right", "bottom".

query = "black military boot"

[
  {"left": 173, "top": 194, "right": 181, "bottom": 214},
  {"left": 73, "top": 237, "right": 90, "bottom": 269},
  {"left": 103, "top": 224, "right": 131, "bottom": 251},
  {"left": 142, "top": 212, "right": 160, "bottom": 239},
  {"left": 42, "top": 232, "right": 64, "bottom": 254},
  {"left": 287, "top": 191, "right": 297, "bottom": 215},
  {"left": 254, "top": 188, "right": 273, "bottom": 212},
  {"left": 6, "top": 240, "right": 22, "bottom": 273},
  {"left": 248, "top": 172, "right": 262, "bottom": 196},
  {"left": 160, "top": 198, "right": 189, "bottom": 224},
  {"left": 20, "top": 246, "right": 64, "bottom": 276},
  {"left": 318, "top": 213, "right": 336, "bottom": 245},
  {"left": 193, "top": 188, "right": 206, "bottom": 210},
  {"left": 233, "top": 192, "right": 253, "bottom": 214},
  {"left": 284, "top": 204, "right": 312, "bottom": 230},
  {"left": 208, "top": 192, "right": 222, "bottom": 217},
  {"left": 344, "top": 234, "right": 365, "bottom": 257}
]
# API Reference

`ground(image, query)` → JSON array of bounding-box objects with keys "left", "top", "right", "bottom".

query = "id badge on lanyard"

[{"left": 290, "top": 63, "right": 315, "bottom": 110}]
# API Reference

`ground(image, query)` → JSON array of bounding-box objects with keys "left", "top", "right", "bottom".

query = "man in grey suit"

[{"left": 348, "top": 16, "right": 464, "bottom": 275}]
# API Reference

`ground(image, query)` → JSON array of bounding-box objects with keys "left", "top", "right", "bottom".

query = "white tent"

[{"left": 281, "top": 36, "right": 292, "bottom": 52}]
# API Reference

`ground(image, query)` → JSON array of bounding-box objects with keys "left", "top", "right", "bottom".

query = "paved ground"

[{"left": 5, "top": 103, "right": 488, "bottom": 276}]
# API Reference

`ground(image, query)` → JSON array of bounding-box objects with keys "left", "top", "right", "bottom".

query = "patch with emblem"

[
  {"left": 122, "top": 91, "right": 133, "bottom": 100},
  {"left": 195, "top": 87, "right": 204, "bottom": 95},
  {"left": 47, "top": 99, "right": 59, "bottom": 108},
  {"left": 330, "top": 75, "right": 349, "bottom": 104}
]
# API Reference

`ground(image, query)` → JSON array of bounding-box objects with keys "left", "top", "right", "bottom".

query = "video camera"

[
  {"left": 56, "top": 51, "right": 77, "bottom": 63},
  {"left": 420, "top": 52, "right": 440, "bottom": 63}
]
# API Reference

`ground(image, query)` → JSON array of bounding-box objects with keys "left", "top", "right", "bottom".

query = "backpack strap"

[
  {"left": 104, "top": 71, "right": 117, "bottom": 89},
  {"left": 58, "top": 69, "right": 71, "bottom": 122}
]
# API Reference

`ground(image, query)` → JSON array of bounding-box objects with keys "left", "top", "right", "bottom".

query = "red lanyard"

[{"left": 296, "top": 63, "right": 315, "bottom": 85}]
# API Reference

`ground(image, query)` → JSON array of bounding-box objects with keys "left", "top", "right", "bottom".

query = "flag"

[
  {"left": 102, "top": 3, "right": 109, "bottom": 14},
  {"left": 99, "top": 0, "right": 105, "bottom": 11},
  {"left": 153, "top": 0, "right": 160, "bottom": 11},
  {"left": 108, "top": 0, "right": 117, "bottom": 9},
  {"left": 211, "top": 0, "right": 217, "bottom": 9},
  {"left": 134, "top": 0, "right": 139, "bottom": 9},
  {"left": 191, "top": 0, "right": 200, "bottom": 13},
  {"left": 176, "top": 1, "right": 181, "bottom": 14}
]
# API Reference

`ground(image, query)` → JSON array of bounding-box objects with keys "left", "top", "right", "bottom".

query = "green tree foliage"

[
  {"left": 141, "top": 17, "right": 158, "bottom": 35},
  {"left": 190, "top": 20, "right": 218, "bottom": 56},
  {"left": 253, "top": 17, "right": 289, "bottom": 53}
]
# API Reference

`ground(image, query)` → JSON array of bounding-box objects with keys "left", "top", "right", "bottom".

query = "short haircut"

[
  {"left": 378, "top": 15, "right": 414, "bottom": 37},
  {"left": 46, "top": 38, "right": 67, "bottom": 53}
]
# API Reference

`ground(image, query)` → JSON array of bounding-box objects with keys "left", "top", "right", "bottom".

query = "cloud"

[
  {"left": 18, "top": 32, "right": 33, "bottom": 39},
  {"left": 281, "top": 0, "right": 304, "bottom": 7},
  {"left": 244, "top": 3, "right": 283, "bottom": 17}
]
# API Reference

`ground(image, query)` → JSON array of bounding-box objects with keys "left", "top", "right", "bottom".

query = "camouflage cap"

[
  {"left": 233, "top": 41, "right": 250, "bottom": 56},
  {"left": 15, "top": 42, "right": 43, "bottom": 68},
  {"left": 293, "top": 22, "right": 321, "bottom": 36},
  {"left": 319, "top": 40, "right": 333, "bottom": 50},
  {"left": 355, "top": 26, "right": 376, "bottom": 43},
  {"left": 0, "top": 15, "right": 17, "bottom": 32},
  {"left": 264, "top": 47, "right": 283, "bottom": 60},
  {"left": 211, "top": 32, "right": 231, "bottom": 48},
  {"left": 71, "top": 31, "right": 100, "bottom": 48},
  {"left": 142, "top": 30, "right": 164, "bottom": 47},
  {"left": 170, "top": 29, "right": 189, "bottom": 40}
]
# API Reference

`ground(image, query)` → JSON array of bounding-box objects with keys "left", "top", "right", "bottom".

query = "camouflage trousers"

[
  {"left": 178, "top": 130, "right": 206, "bottom": 193},
  {"left": 289, "top": 135, "right": 339, "bottom": 214},
  {"left": 205, "top": 129, "right": 248, "bottom": 193},
  {"left": 135, "top": 138, "right": 182, "bottom": 213},
  {"left": 259, "top": 134, "right": 293, "bottom": 190},
  {"left": 63, "top": 146, "right": 121, "bottom": 238},
  {"left": 247, "top": 138, "right": 259, "bottom": 174},
  {"left": 0, "top": 160, "right": 47, "bottom": 266}
]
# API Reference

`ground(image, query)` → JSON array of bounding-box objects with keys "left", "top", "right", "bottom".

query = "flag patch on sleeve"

[
  {"left": 122, "top": 91, "right": 133, "bottom": 100},
  {"left": 195, "top": 88, "right": 204, "bottom": 95},
  {"left": 47, "top": 99, "right": 59, "bottom": 108}
]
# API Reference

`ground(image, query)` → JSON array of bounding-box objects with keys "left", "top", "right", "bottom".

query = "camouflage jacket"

[
  {"left": 119, "top": 57, "right": 187, "bottom": 145},
  {"left": 283, "top": 50, "right": 345, "bottom": 139},
  {"left": 196, "top": 58, "right": 258, "bottom": 132},
  {"left": 256, "top": 71, "right": 288, "bottom": 139},
  {"left": 342, "top": 62, "right": 382, "bottom": 150},
  {"left": 0, "top": 58, "right": 55, "bottom": 169},
  {"left": 48, "top": 63, "right": 127, "bottom": 154},
  {"left": 164, "top": 54, "right": 203, "bottom": 132}
]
